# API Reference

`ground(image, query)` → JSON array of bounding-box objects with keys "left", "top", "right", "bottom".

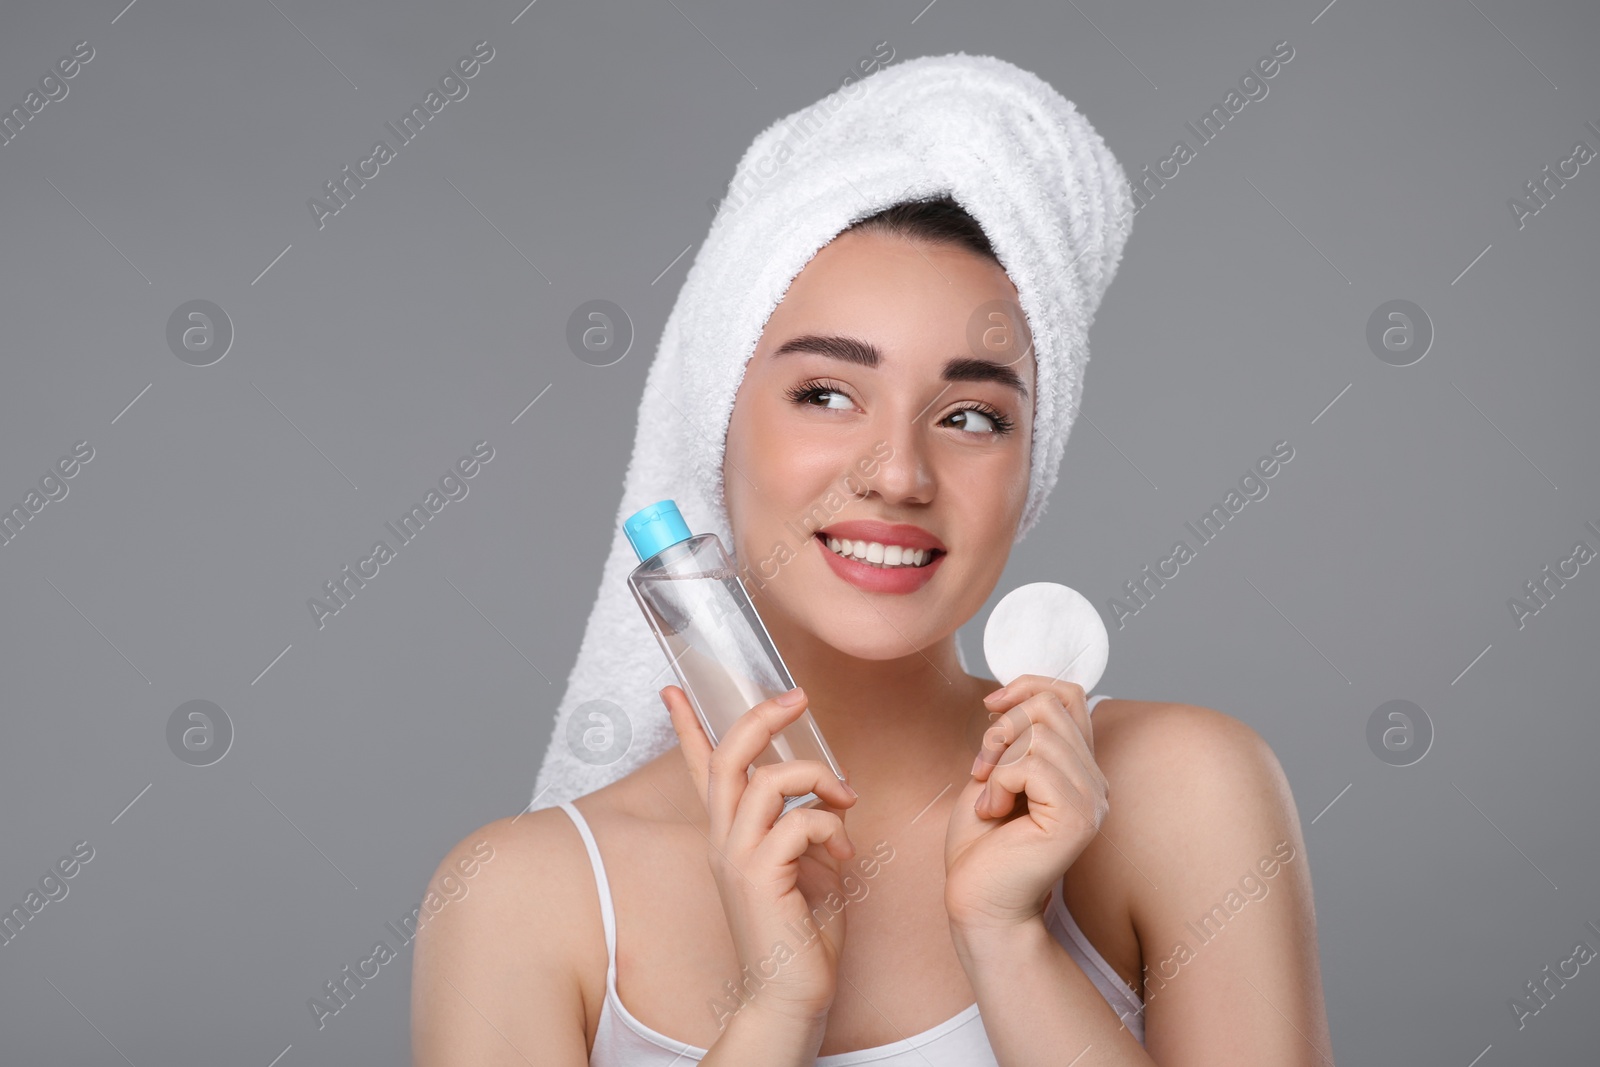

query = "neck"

[{"left": 757, "top": 610, "right": 994, "bottom": 822}]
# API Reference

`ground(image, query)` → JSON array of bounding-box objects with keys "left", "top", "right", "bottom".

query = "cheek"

[
  {"left": 937, "top": 445, "right": 1029, "bottom": 569},
  {"left": 731, "top": 398, "right": 849, "bottom": 493},
  {"left": 722, "top": 399, "right": 764, "bottom": 516},
  {"left": 724, "top": 398, "right": 813, "bottom": 530},
  {"left": 727, "top": 413, "right": 871, "bottom": 566},
  {"left": 954, "top": 439, "right": 1029, "bottom": 507},
  {"left": 1002, "top": 430, "right": 1033, "bottom": 510}
]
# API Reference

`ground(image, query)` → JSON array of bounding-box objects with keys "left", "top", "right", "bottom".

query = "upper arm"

[
  {"left": 410, "top": 811, "right": 593, "bottom": 1066},
  {"left": 1103, "top": 704, "right": 1335, "bottom": 1066}
]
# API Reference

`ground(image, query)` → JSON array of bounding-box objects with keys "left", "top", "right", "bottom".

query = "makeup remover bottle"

[{"left": 625, "top": 499, "right": 845, "bottom": 816}]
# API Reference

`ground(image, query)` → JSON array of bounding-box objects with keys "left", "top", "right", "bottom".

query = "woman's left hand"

[{"left": 944, "top": 675, "right": 1110, "bottom": 933}]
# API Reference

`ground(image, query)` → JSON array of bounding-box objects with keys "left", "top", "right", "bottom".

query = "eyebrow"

[{"left": 771, "top": 334, "right": 1030, "bottom": 399}]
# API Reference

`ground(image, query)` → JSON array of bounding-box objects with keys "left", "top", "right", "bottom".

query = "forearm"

[
  {"left": 952, "top": 919, "right": 1156, "bottom": 1067},
  {"left": 703, "top": 1002, "right": 828, "bottom": 1066}
]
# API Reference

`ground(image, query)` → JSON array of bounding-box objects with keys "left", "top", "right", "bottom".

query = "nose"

[{"left": 853, "top": 409, "right": 936, "bottom": 507}]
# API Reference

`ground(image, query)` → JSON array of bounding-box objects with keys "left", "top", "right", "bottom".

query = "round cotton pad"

[{"left": 982, "top": 582, "right": 1109, "bottom": 693}]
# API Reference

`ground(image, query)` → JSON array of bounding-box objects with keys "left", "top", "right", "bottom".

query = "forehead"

[{"left": 756, "top": 229, "right": 1035, "bottom": 380}]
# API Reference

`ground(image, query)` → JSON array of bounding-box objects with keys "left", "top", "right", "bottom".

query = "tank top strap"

[{"left": 557, "top": 801, "right": 618, "bottom": 965}]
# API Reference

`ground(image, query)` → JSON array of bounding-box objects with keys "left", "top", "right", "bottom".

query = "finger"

[
  {"left": 978, "top": 760, "right": 1061, "bottom": 821},
  {"left": 751, "top": 807, "right": 856, "bottom": 871},
  {"left": 983, "top": 675, "right": 1092, "bottom": 755},
  {"left": 975, "top": 688, "right": 1091, "bottom": 779},
  {"left": 727, "top": 761, "right": 857, "bottom": 854},
  {"left": 974, "top": 702, "right": 1064, "bottom": 778},
  {"left": 979, "top": 716, "right": 1106, "bottom": 816},
  {"left": 977, "top": 726, "right": 1102, "bottom": 824},
  {"left": 1020, "top": 677, "right": 1092, "bottom": 749},
  {"left": 977, "top": 722, "right": 1065, "bottom": 818},
  {"left": 704, "top": 688, "right": 813, "bottom": 840}
]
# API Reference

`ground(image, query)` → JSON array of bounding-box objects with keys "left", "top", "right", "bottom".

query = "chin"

[
  {"left": 784, "top": 593, "right": 956, "bottom": 663},
  {"left": 824, "top": 628, "right": 941, "bottom": 662}
]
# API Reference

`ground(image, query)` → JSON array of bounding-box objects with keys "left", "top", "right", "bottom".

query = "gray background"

[{"left": 2, "top": 0, "right": 1596, "bottom": 1063}]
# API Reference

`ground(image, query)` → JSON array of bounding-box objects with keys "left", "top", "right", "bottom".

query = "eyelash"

[{"left": 783, "top": 377, "right": 1016, "bottom": 436}]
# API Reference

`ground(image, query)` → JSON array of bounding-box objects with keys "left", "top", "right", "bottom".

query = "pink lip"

[
  {"left": 816, "top": 520, "right": 947, "bottom": 553},
  {"left": 814, "top": 531, "right": 946, "bottom": 594}
]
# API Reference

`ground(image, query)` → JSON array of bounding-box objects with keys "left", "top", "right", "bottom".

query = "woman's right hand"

[{"left": 661, "top": 684, "right": 860, "bottom": 1029}]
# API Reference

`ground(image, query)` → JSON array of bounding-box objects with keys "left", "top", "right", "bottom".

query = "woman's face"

[{"left": 723, "top": 226, "right": 1036, "bottom": 662}]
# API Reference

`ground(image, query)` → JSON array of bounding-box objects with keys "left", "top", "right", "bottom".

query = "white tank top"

[{"left": 558, "top": 692, "right": 1147, "bottom": 1064}]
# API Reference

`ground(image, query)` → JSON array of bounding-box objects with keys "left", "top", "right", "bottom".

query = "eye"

[
  {"left": 784, "top": 378, "right": 855, "bottom": 411},
  {"left": 784, "top": 378, "right": 1016, "bottom": 437},
  {"left": 943, "top": 405, "right": 1015, "bottom": 436}
]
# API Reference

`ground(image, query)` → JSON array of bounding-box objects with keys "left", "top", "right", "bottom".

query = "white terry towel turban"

[{"left": 529, "top": 51, "right": 1133, "bottom": 812}]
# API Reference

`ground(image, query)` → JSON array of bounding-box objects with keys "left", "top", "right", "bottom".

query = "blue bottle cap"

[{"left": 623, "top": 499, "right": 693, "bottom": 562}]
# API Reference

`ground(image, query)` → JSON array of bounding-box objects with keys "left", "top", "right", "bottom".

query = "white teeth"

[{"left": 823, "top": 537, "right": 935, "bottom": 568}]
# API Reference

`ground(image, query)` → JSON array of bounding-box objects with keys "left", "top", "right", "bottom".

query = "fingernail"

[
  {"left": 974, "top": 785, "right": 987, "bottom": 814},
  {"left": 983, "top": 686, "right": 1007, "bottom": 705},
  {"left": 841, "top": 780, "right": 858, "bottom": 798},
  {"left": 777, "top": 686, "right": 806, "bottom": 707},
  {"left": 970, "top": 753, "right": 985, "bottom": 777}
]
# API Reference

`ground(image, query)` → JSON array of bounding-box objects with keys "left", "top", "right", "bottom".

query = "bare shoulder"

[
  {"left": 1090, "top": 697, "right": 1300, "bottom": 857},
  {"left": 1087, "top": 700, "right": 1331, "bottom": 1058},
  {"left": 1094, "top": 700, "right": 1318, "bottom": 940},
  {"left": 1087, "top": 699, "right": 1302, "bottom": 906},
  {"left": 409, "top": 807, "right": 601, "bottom": 1066},
  {"left": 1092, "top": 697, "right": 1286, "bottom": 796}
]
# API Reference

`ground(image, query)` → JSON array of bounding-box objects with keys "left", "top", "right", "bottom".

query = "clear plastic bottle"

[{"left": 625, "top": 499, "right": 845, "bottom": 816}]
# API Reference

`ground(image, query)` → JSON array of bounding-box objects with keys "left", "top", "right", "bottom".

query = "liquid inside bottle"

[{"left": 624, "top": 502, "right": 844, "bottom": 816}]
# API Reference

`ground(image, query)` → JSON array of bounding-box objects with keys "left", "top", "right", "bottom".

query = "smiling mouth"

[{"left": 815, "top": 533, "right": 946, "bottom": 569}]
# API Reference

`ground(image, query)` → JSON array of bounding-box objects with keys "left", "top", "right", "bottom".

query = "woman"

[{"left": 413, "top": 55, "right": 1333, "bottom": 1066}]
